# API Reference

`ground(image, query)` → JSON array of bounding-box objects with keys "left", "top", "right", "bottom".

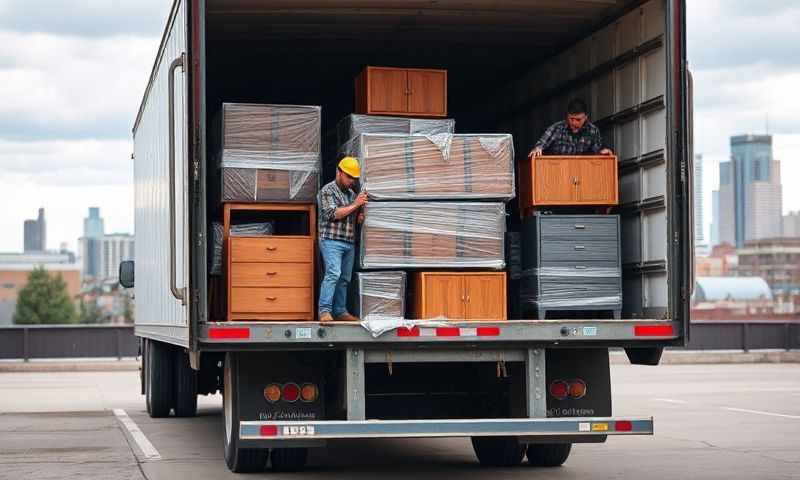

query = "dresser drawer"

[
  {"left": 539, "top": 239, "right": 618, "bottom": 262},
  {"left": 539, "top": 216, "right": 618, "bottom": 239},
  {"left": 230, "top": 237, "right": 312, "bottom": 263},
  {"left": 230, "top": 288, "right": 312, "bottom": 314},
  {"left": 230, "top": 263, "right": 312, "bottom": 288}
]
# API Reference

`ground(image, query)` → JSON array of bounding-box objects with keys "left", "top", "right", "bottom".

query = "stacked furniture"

[
  {"left": 341, "top": 68, "right": 515, "bottom": 321},
  {"left": 216, "top": 103, "right": 321, "bottom": 321},
  {"left": 517, "top": 155, "right": 622, "bottom": 319},
  {"left": 353, "top": 271, "right": 407, "bottom": 322}
]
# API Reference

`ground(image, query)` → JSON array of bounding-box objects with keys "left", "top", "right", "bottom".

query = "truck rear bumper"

[{"left": 240, "top": 417, "right": 653, "bottom": 442}]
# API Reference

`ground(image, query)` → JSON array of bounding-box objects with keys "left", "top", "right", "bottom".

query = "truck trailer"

[{"left": 124, "top": 0, "right": 693, "bottom": 473}]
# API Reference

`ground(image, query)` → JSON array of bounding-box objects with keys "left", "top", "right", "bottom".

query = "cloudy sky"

[{"left": 0, "top": 0, "right": 798, "bottom": 252}]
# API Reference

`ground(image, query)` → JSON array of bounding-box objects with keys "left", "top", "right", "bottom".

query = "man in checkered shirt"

[
  {"left": 528, "top": 98, "right": 614, "bottom": 158},
  {"left": 316, "top": 156, "right": 367, "bottom": 322}
]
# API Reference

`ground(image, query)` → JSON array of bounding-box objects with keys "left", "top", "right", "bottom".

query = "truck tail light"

[
  {"left": 282, "top": 383, "right": 300, "bottom": 403},
  {"left": 549, "top": 380, "right": 569, "bottom": 400},
  {"left": 300, "top": 383, "right": 319, "bottom": 403},
  {"left": 615, "top": 421, "right": 633, "bottom": 432},
  {"left": 260, "top": 425, "right": 278, "bottom": 437},
  {"left": 568, "top": 379, "right": 587, "bottom": 399},
  {"left": 264, "top": 384, "right": 281, "bottom": 403}
]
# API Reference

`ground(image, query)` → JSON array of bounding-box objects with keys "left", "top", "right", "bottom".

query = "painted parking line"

[
  {"left": 723, "top": 407, "right": 800, "bottom": 420},
  {"left": 113, "top": 408, "right": 162, "bottom": 460}
]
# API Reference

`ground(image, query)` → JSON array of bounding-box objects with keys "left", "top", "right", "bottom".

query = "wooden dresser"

[
  {"left": 518, "top": 155, "right": 618, "bottom": 213},
  {"left": 356, "top": 66, "right": 448, "bottom": 118},
  {"left": 408, "top": 272, "right": 507, "bottom": 321},
  {"left": 224, "top": 203, "right": 316, "bottom": 321}
]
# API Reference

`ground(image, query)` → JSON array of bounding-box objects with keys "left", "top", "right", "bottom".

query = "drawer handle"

[
  {"left": 575, "top": 265, "right": 588, "bottom": 270},
  {"left": 265, "top": 296, "right": 277, "bottom": 301},
  {"left": 574, "top": 245, "right": 585, "bottom": 250},
  {"left": 265, "top": 271, "right": 278, "bottom": 276},
  {"left": 574, "top": 224, "right": 586, "bottom": 229},
  {"left": 265, "top": 246, "right": 278, "bottom": 251}
]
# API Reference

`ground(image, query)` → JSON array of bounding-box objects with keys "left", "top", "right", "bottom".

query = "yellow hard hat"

[{"left": 338, "top": 156, "right": 360, "bottom": 178}]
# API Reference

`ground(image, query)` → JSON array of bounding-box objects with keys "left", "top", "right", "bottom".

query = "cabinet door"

[
  {"left": 423, "top": 274, "right": 464, "bottom": 320},
  {"left": 576, "top": 157, "right": 618, "bottom": 204},
  {"left": 533, "top": 158, "right": 576, "bottom": 205},
  {"left": 464, "top": 275, "right": 506, "bottom": 321},
  {"left": 407, "top": 70, "right": 447, "bottom": 116},
  {"left": 368, "top": 68, "right": 408, "bottom": 114}
]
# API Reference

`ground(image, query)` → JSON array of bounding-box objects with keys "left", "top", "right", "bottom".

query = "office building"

[{"left": 23, "top": 208, "right": 46, "bottom": 252}]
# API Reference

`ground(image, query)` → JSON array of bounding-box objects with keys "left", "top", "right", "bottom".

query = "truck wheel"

[
  {"left": 223, "top": 353, "right": 269, "bottom": 473},
  {"left": 526, "top": 443, "right": 572, "bottom": 467},
  {"left": 146, "top": 339, "right": 174, "bottom": 418},
  {"left": 271, "top": 448, "right": 308, "bottom": 472},
  {"left": 471, "top": 436, "right": 526, "bottom": 467},
  {"left": 173, "top": 349, "right": 198, "bottom": 417}
]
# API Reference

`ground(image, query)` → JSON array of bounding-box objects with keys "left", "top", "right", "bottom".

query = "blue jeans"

[{"left": 318, "top": 239, "right": 355, "bottom": 317}]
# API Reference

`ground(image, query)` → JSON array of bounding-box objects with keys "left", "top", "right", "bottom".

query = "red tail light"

[
  {"left": 260, "top": 425, "right": 278, "bottom": 437},
  {"left": 568, "top": 379, "right": 587, "bottom": 399},
  {"left": 282, "top": 383, "right": 300, "bottom": 402},
  {"left": 549, "top": 380, "right": 569, "bottom": 400},
  {"left": 300, "top": 383, "right": 319, "bottom": 403},
  {"left": 615, "top": 421, "right": 633, "bottom": 432}
]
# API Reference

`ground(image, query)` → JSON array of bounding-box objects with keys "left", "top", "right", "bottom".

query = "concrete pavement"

[{"left": 1, "top": 364, "right": 799, "bottom": 479}]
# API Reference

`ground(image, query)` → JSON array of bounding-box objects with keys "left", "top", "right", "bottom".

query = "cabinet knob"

[
  {"left": 574, "top": 224, "right": 586, "bottom": 229},
  {"left": 266, "top": 296, "right": 277, "bottom": 301},
  {"left": 266, "top": 271, "right": 278, "bottom": 276},
  {"left": 265, "top": 246, "right": 277, "bottom": 251},
  {"left": 574, "top": 245, "right": 585, "bottom": 251}
]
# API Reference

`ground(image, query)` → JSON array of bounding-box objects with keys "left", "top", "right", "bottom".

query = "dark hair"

[{"left": 567, "top": 98, "right": 588, "bottom": 115}]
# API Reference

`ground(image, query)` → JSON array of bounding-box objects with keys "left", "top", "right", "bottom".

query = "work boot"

[
  {"left": 319, "top": 312, "right": 334, "bottom": 323},
  {"left": 335, "top": 312, "right": 360, "bottom": 322}
]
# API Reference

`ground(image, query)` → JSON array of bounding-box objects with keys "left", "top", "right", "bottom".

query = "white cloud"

[{"left": 0, "top": 30, "right": 158, "bottom": 140}]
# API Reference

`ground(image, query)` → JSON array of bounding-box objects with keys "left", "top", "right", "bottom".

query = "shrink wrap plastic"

[
  {"left": 355, "top": 271, "right": 406, "bottom": 322},
  {"left": 519, "top": 266, "right": 622, "bottom": 308}
]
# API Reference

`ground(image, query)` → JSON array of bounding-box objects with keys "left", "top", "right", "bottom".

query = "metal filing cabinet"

[{"left": 521, "top": 215, "right": 622, "bottom": 320}]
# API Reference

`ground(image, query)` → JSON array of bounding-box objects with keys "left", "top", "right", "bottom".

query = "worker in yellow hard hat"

[{"left": 316, "top": 156, "right": 368, "bottom": 322}]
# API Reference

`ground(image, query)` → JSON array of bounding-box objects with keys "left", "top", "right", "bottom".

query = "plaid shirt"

[
  {"left": 535, "top": 120, "right": 604, "bottom": 155},
  {"left": 317, "top": 180, "right": 357, "bottom": 243}
]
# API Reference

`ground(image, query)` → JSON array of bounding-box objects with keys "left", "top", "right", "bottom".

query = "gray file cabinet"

[{"left": 521, "top": 215, "right": 622, "bottom": 320}]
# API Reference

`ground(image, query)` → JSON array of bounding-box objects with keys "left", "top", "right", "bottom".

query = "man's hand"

[
  {"left": 600, "top": 148, "right": 614, "bottom": 156},
  {"left": 354, "top": 191, "right": 368, "bottom": 208},
  {"left": 528, "top": 147, "right": 543, "bottom": 159}
]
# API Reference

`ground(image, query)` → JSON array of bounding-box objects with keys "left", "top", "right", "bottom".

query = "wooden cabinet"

[
  {"left": 224, "top": 203, "right": 316, "bottom": 321},
  {"left": 519, "top": 155, "right": 618, "bottom": 212},
  {"left": 409, "top": 272, "right": 507, "bottom": 321},
  {"left": 356, "top": 66, "right": 447, "bottom": 118}
]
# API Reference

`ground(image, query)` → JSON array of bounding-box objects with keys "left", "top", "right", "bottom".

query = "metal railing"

[
  {"left": 0, "top": 321, "right": 797, "bottom": 360},
  {"left": 0, "top": 325, "right": 138, "bottom": 361}
]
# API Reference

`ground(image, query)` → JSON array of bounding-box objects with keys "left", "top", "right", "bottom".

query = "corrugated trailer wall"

[
  {"left": 133, "top": 0, "right": 191, "bottom": 345},
  {"left": 478, "top": 0, "right": 669, "bottom": 321}
]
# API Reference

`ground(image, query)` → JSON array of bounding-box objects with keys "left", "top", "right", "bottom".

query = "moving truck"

[{"left": 124, "top": 0, "right": 692, "bottom": 473}]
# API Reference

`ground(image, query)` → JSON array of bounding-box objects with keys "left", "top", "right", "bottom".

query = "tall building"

[
  {"left": 84, "top": 207, "right": 105, "bottom": 238},
  {"left": 736, "top": 237, "right": 800, "bottom": 297},
  {"left": 784, "top": 211, "right": 800, "bottom": 238},
  {"left": 23, "top": 208, "right": 46, "bottom": 252},
  {"left": 100, "top": 234, "right": 135, "bottom": 280},
  {"left": 710, "top": 190, "right": 720, "bottom": 246},
  {"left": 717, "top": 134, "right": 783, "bottom": 247},
  {"left": 693, "top": 154, "right": 704, "bottom": 244},
  {"left": 79, "top": 207, "right": 105, "bottom": 279}
]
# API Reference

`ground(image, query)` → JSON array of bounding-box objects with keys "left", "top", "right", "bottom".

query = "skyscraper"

[
  {"left": 718, "top": 134, "right": 783, "bottom": 247},
  {"left": 710, "top": 190, "right": 720, "bottom": 246},
  {"left": 693, "top": 154, "right": 705, "bottom": 247},
  {"left": 79, "top": 207, "right": 105, "bottom": 278},
  {"left": 23, "top": 208, "right": 46, "bottom": 252}
]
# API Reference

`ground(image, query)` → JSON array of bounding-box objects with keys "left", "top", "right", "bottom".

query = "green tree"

[
  {"left": 13, "top": 267, "right": 77, "bottom": 324},
  {"left": 78, "top": 298, "right": 104, "bottom": 324}
]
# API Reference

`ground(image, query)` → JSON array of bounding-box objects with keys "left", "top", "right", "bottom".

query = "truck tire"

[
  {"left": 471, "top": 436, "right": 526, "bottom": 467},
  {"left": 173, "top": 349, "right": 198, "bottom": 417},
  {"left": 223, "top": 353, "right": 269, "bottom": 473},
  {"left": 526, "top": 443, "right": 572, "bottom": 467},
  {"left": 146, "top": 339, "right": 174, "bottom": 418},
  {"left": 270, "top": 448, "right": 309, "bottom": 472}
]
